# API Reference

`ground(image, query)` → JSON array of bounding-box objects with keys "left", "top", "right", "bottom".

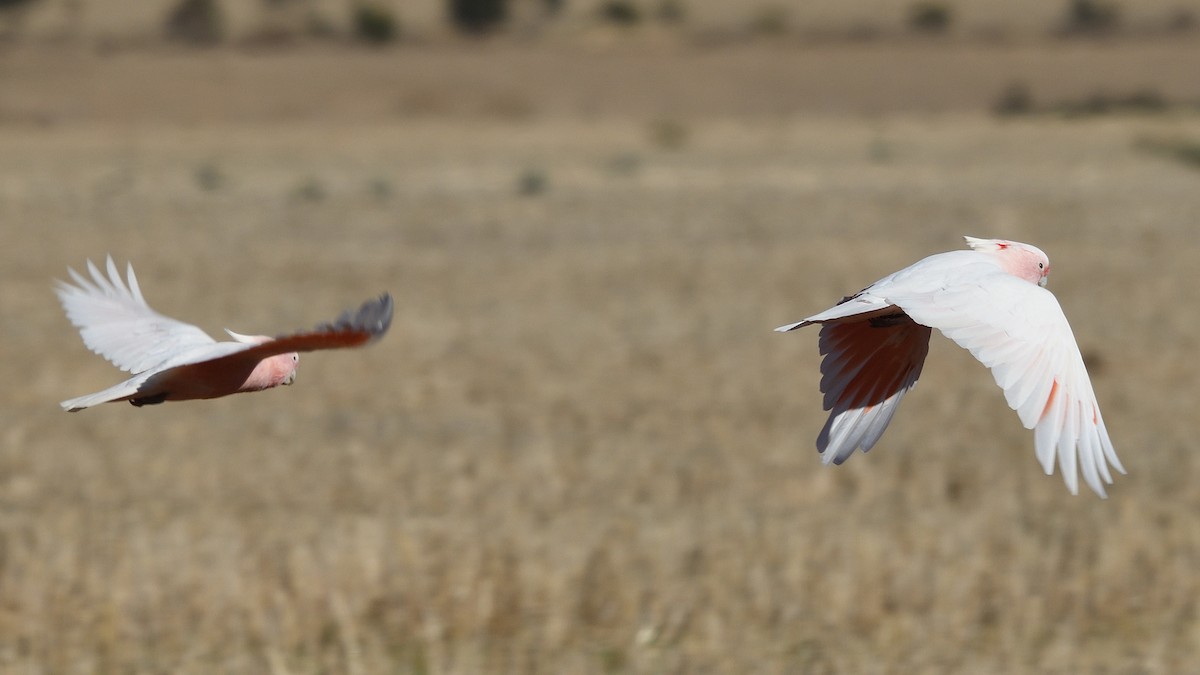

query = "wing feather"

[
  {"left": 55, "top": 257, "right": 215, "bottom": 373},
  {"left": 894, "top": 273, "right": 1123, "bottom": 497},
  {"left": 172, "top": 293, "right": 394, "bottom": 372},
  {"left": 812, "top": 315, "right": 932, "bottom": 465}
]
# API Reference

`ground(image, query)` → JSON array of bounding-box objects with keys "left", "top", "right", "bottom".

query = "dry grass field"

[{"left": 2, "top": 36, "right": 1200, "bottom": 673}]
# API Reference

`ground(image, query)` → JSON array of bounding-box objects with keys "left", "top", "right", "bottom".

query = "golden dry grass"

[{"left": 2, "top": 44, "right": 1200, "bottom": 673}]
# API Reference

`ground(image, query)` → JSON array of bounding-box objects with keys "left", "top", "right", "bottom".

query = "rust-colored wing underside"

[
  {"left": 210, "top": 293, "right": 393, "bottom": 366},
  {"left": 815, "top": 312, "right": 932, "bottom": 464}
]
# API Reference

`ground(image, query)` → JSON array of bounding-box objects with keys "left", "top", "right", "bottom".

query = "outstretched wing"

[
  {"left": 55, "top": 257, "right": 215, "bottom": 373},
  {"left": 187, "top": 293, "right": 394, "bottom": 369},
  {"left": 813, "top": 314, "right": 932, "bottom": 465},
  {"left": 893, "top": 274, "right": 1124, "bottom": 497}
]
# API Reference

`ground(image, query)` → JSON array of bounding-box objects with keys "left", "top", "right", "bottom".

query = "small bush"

[
  {"left": 450, "top": 0, "right": 507, "bottom": 34},
  {"left": 908, "top": 2, "right": 951, "bottom": 33},
  {"left": 1121, "top": 90, "right": 1169, "bottom": 112},
  {"left": 1063, "top": 0, "right": 1119, "bottom": 33},
  {"left": 0, "top": 0, "right": 38, "bottom": 17},
  {"left": 1055, "top": 89, "right": 1167, "bottom": 117},
  {"left": 0, "top": 0, "right": 39, "bottom": 41},
  {"left": 747, "top": 5, "right": 787, "bottom": 36},
  {"left": 194, "top": 163, "right": 224, "bottom": 191},
  {"left": 354, "top": 3, "right": 399, "bottom": 44},
  {"left": 368, "top": 177, "right": 393, "bottom": 200},
  {"left": 164, "top": 0, "right": 224, "bottom": 45},
  {"left": 293, "top": 177, "right": 326, "bottom": 202},
  {"left": 867, "top": 138, "right": 892, "bottom": 163},
  {"left": 1135, "top": 136, "right": 1200, "bottom": 171},
  {"left": 992, "top": 82, "right": 1034, "bottom": 116},
  {"left": 600, "top": 0, "right": 641, "bottom": 26},
  {"left": 649, "top": 119, "right": 687, "bottom": 150},
  {"left": 1166, "top": 8, "right": 1196, "bottom": 32},
  {"left": 517, "top": 168, "right": 548, "bottom": 196}
]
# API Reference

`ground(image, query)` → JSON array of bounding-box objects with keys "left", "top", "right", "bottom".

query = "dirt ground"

[{"left": 2, "top": 38, "right": 1200, "bottom": 673}]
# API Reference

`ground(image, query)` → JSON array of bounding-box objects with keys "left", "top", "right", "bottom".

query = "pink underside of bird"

[
  {"left": 142, "top": 351, "right": 298, "bottom": 402},
  {"left": 55, "top": 257, "right": 392, "bottom": 412},
  {"left": 776, "top": 236, "right": 1123, "bottom": 498}
]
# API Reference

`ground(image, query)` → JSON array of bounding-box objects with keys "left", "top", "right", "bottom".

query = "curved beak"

[
  {"left": 1038, "top": 276, "right": 1048, "bottom": 288},
  {"left": 282, "top": 370, "right": 297, "bottom": 386}
]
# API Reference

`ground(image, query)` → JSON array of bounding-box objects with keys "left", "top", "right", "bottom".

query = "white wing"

[
  {"left": 892, "top": 273, "right": 1124, "bottom": 497},
  {"left": 55, "top": 257, "right": 216, "bottom": 373}
]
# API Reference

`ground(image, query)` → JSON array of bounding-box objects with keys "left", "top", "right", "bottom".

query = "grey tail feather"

[{"left": 317, "top": 293, "right": 394, "bottom": 339}]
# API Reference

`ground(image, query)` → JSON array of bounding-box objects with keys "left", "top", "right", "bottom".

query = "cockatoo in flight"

[
  {"left": 56, "top": 257, "right": 392, "bottom": 412},
  {"left": 776, "top": 236, "right": 1123, "bottom": 497}
]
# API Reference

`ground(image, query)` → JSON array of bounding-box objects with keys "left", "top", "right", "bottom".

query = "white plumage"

[{"left": 777, "top": 236, "right": 1123, "bottom": 497}]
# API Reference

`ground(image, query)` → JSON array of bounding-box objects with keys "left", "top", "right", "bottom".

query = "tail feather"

[{"left": 60, "top": 377, "right": 146, "bottom": 412}]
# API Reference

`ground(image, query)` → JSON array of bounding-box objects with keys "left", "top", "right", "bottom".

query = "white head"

[{"left": 964, "top": 236, "right": 1050, "bottom": 287}]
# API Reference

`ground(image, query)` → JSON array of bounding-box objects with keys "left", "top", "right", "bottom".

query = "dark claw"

[{"left": 130, "top": 393, "right": 168, "bottom": 407}]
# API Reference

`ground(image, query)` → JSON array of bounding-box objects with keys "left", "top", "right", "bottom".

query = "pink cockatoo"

[
  {"left": 56, "top": 257, "right": 392, "bottom": 412},
  {"left": 776, "top": 236, "right": 1123, "bottom": 497}
]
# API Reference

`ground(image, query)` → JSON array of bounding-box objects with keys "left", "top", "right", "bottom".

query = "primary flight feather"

[
  {"left": 56, "top": 257, "right": 393, "bottom": 412},
  {"left": 776, "top": 236, "right": 1123, "bottom": 497}
]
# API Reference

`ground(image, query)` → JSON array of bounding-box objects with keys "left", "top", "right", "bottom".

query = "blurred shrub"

[
  {"left": 194, "top": 163, "right": 224, "bottom": 191},
  {"left": 368, "top": 177, "right": 393, "bottom": 200},
  {"left": 450, "top": 0, "right": 507, "bottom": 34},
  {"left": 867, "top": 138, "right": 892, "bottom": 163},
  {"left": 908, "top": 2, "right": 952, "bottom": 33},
  {"left": 1166, "top": 8, "right": 1196, "bottom": 32},
  {"left": 0, "top": 0, "right": 38, "bottom": 10},
  {"left": 517, "top": 168, "right": 548, "bottom": 196},
  {"left": 0, "top": 0, "right": 38, "bottom": 17},
  {"left": 0, "top": 0, "right": 38, "bottom": 41},
  {"left": 599, "top": 0, "right": 641, "bottom": 26},
  {"left": 992, "top": 82, "right": 1034, "bottom": 116},
  {"left": 649, "top": 118, "right": 688, "bottom": 149},
  {"left": 164, "top": 0, "right": 224, "bottom": 45},
  {"left": 747, "top": 5, "right": 787, "bottom": 36},
  {"left": 1135, "top": 136, "right": 1200, "bottom": 171},
  {"left": 1055, "top": 89, "right": 1166, "bottom": 116},
  {"left": 1063, "top": 0, "right": 1120, "bottom": 33},
  {"left": 293, "top": 177, "right": 326, "bottom": 201},
  {"left": 994, "top": 85, "right": 1172, "bottom": 118},
  {"left": 353, "top": 3, "right": 399, "bottom": 44}
]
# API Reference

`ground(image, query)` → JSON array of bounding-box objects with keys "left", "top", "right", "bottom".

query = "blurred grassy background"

[{"left": 2, "top": 1, "right": 1200, "bottom": 673}]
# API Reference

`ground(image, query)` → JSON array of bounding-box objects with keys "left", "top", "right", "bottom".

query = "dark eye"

[{"left": 1038, "top": 262, "right": 1044, "bottom": 269}]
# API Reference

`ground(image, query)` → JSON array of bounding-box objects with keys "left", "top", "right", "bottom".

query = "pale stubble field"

[{"left": 1, "top": 49, "right": 1199, "bottom": 673}]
